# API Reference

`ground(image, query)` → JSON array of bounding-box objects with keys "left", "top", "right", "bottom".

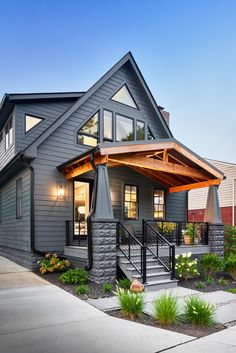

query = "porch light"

[{"left": 57, "top": 184, "right": 65, "bottom": 199}]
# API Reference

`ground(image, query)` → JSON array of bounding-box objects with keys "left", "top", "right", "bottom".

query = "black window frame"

[
  {"left": 5, "top": 117, "right": 13, "bottom": 150},
  {"left": 16, "top": 178, "right": 23, "bottom": 219},
  {"left": 77, "top": 111, "right": 100, "bottom": 147},
  {"left": 136, "top": 120, "right": 145, "bottom": 141},
  {"left": 103, "top": 109, "right": 113, "bottom": 142},
  {"left": 24, "top": 114, "right": 43, "bottom": 134},
  {"left": 153, "top": 188, "right": 165, "bottom": 220},
  {"left": 116, "top": 113, "right": 135, "bottom": 142},
  {"left": 111, "top": 83, "right": 139, "bottom": 110},
  {"left": 124, "top": 184, "right": 139, "bottom": 220},
  {"left": 147, "top": 125, "right": 155, "bottom": 140}
]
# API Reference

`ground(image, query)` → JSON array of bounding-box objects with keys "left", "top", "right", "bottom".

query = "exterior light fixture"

[{"left": 57, "top": 184, "right": 65, "bottom": 199}]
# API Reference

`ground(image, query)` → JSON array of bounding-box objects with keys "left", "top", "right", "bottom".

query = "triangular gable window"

[
  {"left": 111, "top": 85, "right": 138, "bottom": 109},
  {"left": 25, "top": 115, "right": 43, "bottom": 133},
  {"left": 147, "top": 126, "right": 155, "bottom": 140},
  {"left": 77, "top": 112, "right": 99, "bottom": 147}
]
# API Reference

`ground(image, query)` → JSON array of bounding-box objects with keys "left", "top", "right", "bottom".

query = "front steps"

[{"left": 117, "top": 250, "right": 178, "bottom": 291}]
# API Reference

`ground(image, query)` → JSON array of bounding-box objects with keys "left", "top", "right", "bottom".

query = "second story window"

[
  {"left": 103, "top": 110, "right": 113, "bottom": 141},
  {"left": 77, "top": 112, "right": 99, "bottom": 147},
  {"left": 25, "top": 115, "right": 43, "bottom": 133},
  {"left": 5, "top": 117, "right": 13, "bottom": 150},
  {"left": 116, "top": 114, "right": 134, "bottom": 142}
]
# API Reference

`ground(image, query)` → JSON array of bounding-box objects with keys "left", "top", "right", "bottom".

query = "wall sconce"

[{"left": 57, "top": 184, "right": 65, "bottom": 200}]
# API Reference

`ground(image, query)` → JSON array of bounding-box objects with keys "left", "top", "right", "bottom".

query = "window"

[
  {"left": 153, "top": 189, "right": 165, "bottom": 219},
  {"left": 147, "top": 126, "right": 155, "bottom": 140},
  {"left": 0, "top": 191, "right": 2, "bottom": 223},
  {"left": 77, "top": 112, "right": 99, "bottom": 147},
  {"left": 5, "top": 117, "right": 13, "bottom": 150},
  {"left": 116, "top": 114, "right": 134, "bottom": 141},
  {"left": 111, "top": 85, "right": 138, "bottom": 109},
  {"left": 124, "top": 185, "right": 138, "bottom": 220},
  {"left": 103, "top": 110, "right": 113, "bottom": 141},
  {"left": 25, "top": 115, "right": 43, "bottom": 133},
  {"left": 136, "top": 120, "right": 145, "bottom": 140},
  {"left": 16, "top": 178, "right": 22, "bottom": 219}
]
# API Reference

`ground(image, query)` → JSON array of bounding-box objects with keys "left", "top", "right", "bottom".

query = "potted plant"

[{"left": 182, "top": 223, "right": 198, "bottom": 245}]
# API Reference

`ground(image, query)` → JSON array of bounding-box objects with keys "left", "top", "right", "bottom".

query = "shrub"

[
  {"left": 153, "top": 293, "right": 179, "bottom": 326},
  {"left": 224, "top": 225, "right": 236, "bottom": 257},
  {"left": 200, "top": 253, "right": 223, "bottom": 278},
  {"left": 101, "top": 283, "right": 113, "bottom": 293},
  {"left": 227, "top": 288, "right": 236, "bottom": 294},
  {"left": 59, "top": 268, "right": 88, "bottom": 285},
  {"left": 218, "top": 278, "right": 228, "bottom": 286},
  {"left": 114, "top": 286, "right": 144, "bottom": 320},
  {"left": 118, "top": 278, "right": 131, "bottom": 290},
  {"left": 184, "top": 296, "right": 215, "bottom": 327},
  {"left": 38, "top": 253, "right": 70, "bottom": 274},
  {"left": 205, "top": 276, "right": 214, "bottom": 286},
  {"left": 75, "top": 284, "right": 90, "bottom": 295},
  {"left": 195, "top": 281, "right": 205, "bottom": 289},
  {"left": 224, "top": 254, "right": 236, "bottom": 280},
  {"left": 175, "top": 253, "right": 199, "bottom": 281}
]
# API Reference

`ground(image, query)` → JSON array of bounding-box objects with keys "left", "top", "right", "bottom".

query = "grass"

[
  {"left": 153, "top": 293, "right": 179, "bottom": 326},
  {"left": 75, "top": 284, "right": 90, "bottom": 295},
  {"left": 114, "top": 287, "right": 144, "bottom": 320},
  {"left": 101, "top": 283, "right": 113, "bottom": 293},
  {"left": 117, "top": 278, "right": 131, "bottom": 290},
  {"left": 226, "top": 288, "right": 236, "bottom": 294},
  {"left": 184, "top": 296, "right": 216, "bottom": 327}
]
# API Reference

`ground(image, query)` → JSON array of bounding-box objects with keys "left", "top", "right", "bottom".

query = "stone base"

[
  {"left": 89, "top": 221, "right": 117, "bottom": 283},
  {"left": 208, "top": 224, "right": 224, "bottom": 257},
  {"left": 0, "top": 245, "right": 43, "bottom": 270}
]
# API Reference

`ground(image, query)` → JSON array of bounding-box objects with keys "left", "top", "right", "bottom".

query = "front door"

[{"left": 74, "top": 181, "right": 91, "bottom": 240}]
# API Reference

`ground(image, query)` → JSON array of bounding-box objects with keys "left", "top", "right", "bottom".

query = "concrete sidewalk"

[{"left": 0, "top": 256, "right": 236, "bottom": 353}]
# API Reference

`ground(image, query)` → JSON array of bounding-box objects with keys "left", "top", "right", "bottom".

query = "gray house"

[{"left": 0, "top": 53, "right": 224, "bottom": 290}]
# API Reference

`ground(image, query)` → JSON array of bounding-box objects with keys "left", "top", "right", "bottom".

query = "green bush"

[
  {"left": 184, "top": 296, "right": 215, "bottom": 327},
  {"left": 195, "top": 281, "right": 205, "bottom": 289},
  {"left": 224, "top": 225, "right": 236, "bottom": 257},
  {"left": 224, "top": 253, "right": 236, "bottom": 280},
  {"left": 153, "top": 293, "right": 179, "bottom": 326},
  {"left": 200, "top": 253, "right": 223, "bottom": 277},
  {"left": 75, "top": 284, "right": 90, "bottom": 295},
  {"left": 205, "top": 276, "right": 214, "bottom": 286},
  {"left": 114, "top": 286, "right": 144, "bottom": 320},
  {"left": 218, "top": 278, "right": 228, "bottom": 286},
  {"left": 175, "top": 253, "right": 199, "bottom": 281},
  {"left": 101, "top": 283, "right": 113, "bottom": 293},
  {"left": 38, "top": 253, "right": 71, "bottom": 274},
  {"left": 59, "top": 268, "right": 88, "bottom": 285},
  {"left": 118, "top": 278, "right": 131, "bottom": 289},
  {"left": 227, "top": 288, "right": 236, "bottom": 294}
]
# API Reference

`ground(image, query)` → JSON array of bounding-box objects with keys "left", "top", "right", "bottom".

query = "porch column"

[
  {"left": 204, "top": 185, "right": 224, "bottom": 257},
  {"left": 89, "top": 164, "right": 117, "bottom": 283}
]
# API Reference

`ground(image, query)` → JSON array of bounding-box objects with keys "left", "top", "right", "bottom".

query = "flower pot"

[{"left": 184, "top": 235, "right": 193, "bottom": 245}]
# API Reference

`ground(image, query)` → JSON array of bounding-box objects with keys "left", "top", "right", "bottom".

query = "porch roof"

[{"left": 57, "top": 139, "right": 224, "bottom": 193}]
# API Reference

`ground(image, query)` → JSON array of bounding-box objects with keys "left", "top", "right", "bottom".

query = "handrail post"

[
  {"left": 171, "top": 245, "right": 176, "bottom": 279},
  {"left": 142, "top": 219, "right": 147, "bottom": 283},
  {"left": 66, "top": 221, "right": 69, "bottom": 246}
]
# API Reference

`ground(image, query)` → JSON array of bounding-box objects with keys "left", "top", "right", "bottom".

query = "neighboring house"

[
  {"left": 189, "top": 159, "right": 236, "bottom": 226},
  {"left": 0, "top": 52, "right": 225, "bottom": 289}
]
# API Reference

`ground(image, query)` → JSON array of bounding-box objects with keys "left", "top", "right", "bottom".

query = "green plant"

[
  {"left": 175, "top": 253, "right": 199, "bottom": 281},
  {"left": 153, "top": 293, "right": 179, "bottom": 326},
  {"left": 183, "top": 223, "right": 198, "bottom": 238},
  {"left": 59, "top": 268, "right": 88, "bottom": 284},
  {"left": 101, "top": 283, "right": 113, "bottom": 293},
  {"left": 75, "top": 284, "right": 90, "bottom": 295},
  {"left": 118, "top": 278, "right": 131, "bottom": 289},
  {"left": 38, "top": 253, "right": 70, "bottom": 274},
  {"left": 227, "top": 288, "right": 236, "bottom": 294},
  {"left": 224, "top": 253, "right": 236, "bottom": 280},
  {"left": 158, "top": 222, "right": 176, "bottom": 234},
  {"left": 184, "top": 296, "right": 216, "bottom": 327},
  {"left": 218, "top": 278, "right": 228, "bottom": 286},
  {"left": 195, "top": 281, "right": 205, "bottom": 289},
  {"left": 205, "top": 276, "right": 214, "bottom": 286},
  {"left": 200, "top": 253, "right": 223, "bottom": 277},
  {"left": 114, "top": 286, "right": 144, "bottom": 320},
  {"left": 224, "top": 225, "right": 236, "bottom": 257}
]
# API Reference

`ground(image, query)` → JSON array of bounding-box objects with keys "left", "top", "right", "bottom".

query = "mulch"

[{"left": 179, "top": 272, "right": 236, "bottom": 292}]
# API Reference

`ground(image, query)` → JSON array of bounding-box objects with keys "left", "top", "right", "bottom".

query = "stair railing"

[
  {"left": 117, "top": 222, "right": 147, "bottom": 283},
  {"left": 143, "top": 220, "right": 176, "bottom": 280}
]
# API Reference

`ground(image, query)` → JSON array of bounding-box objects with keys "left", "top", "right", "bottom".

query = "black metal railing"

[
  {"left": 145, "top": 220, "right": 208, "bottom": 246},
  {"left": 143, "top": 220, "right": 175, "bottom": 279},
  {"left": 117, "top": 222, "right": 147, "bottom": 283},
  {"left": 66, "top": 220, "right": 88, "bottom": 246}
]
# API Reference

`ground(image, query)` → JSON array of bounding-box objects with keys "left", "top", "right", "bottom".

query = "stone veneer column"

[{"left": 208, "top": 224, "right": 224, "bottom": 257}]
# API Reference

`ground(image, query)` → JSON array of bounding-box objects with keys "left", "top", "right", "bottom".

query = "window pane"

[
  {"left": 111, "top": 85, "right": 137, "bottom": 109},
  {"left": 79, "top": 112, "right": 98, "bottom": 136},
  {"left": 103, "top": 110, "right": 113, "bottom": 140},
  {"left": 124, "top": 184, "right": 138, "bottom": 220},
  {"left": 147, "top": 126, "right": 155, "bottom": 140},
  {"left": 77, "top": 134, "right": 97, "bottom": 147},
  {"left": 25, "top": 115, "right": 43, "bottom": 132},
  {"left": 136, "top": 121, "right": 145, "bottom": 140},
  {"left": 116, "top": 115, "right": 134, "bottom": 141},
  {"left": 153, "top": 189, "right": 165, "bottom": 219}
]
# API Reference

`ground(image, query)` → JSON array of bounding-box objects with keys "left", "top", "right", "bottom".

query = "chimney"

[{"left": 158, "top": 106, "right": 170, "bottom": 126}]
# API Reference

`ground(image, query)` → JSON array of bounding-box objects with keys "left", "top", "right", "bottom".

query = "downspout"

[
  {"left": 233, "top": 178, "right": 236, "bottom": 226},
  {"left": 85, "top": 153, "right": 98, "bottom": 270}
]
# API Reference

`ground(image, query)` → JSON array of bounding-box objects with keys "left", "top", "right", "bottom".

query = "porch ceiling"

[{"left": 58, "top": 140, "right": 224, "bottom": 193}]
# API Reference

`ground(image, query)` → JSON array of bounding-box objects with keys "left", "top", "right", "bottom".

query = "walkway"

[{"left": 0, "top": 256, "right": 236, "bottom": 353}]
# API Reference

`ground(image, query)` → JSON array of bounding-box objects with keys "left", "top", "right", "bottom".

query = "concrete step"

[
  {"left": 135, "top": 271, "right": 171, "bottom": 282},
  {"left": 145, "top": 279, "right": 178, "bottom": 292},
  {"left": 126, "top": 264, "right": 165, "bottom": 275},
  {"left": 118, "top": 257, "right": 160, "bottom": 265}
]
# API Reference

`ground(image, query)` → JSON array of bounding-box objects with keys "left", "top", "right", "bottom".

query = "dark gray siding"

[
  {"left": 0, "top": 111, "right": 16, "bottom": 171},
  {"left": 15, "top": 101, "right": 74, "bottom": 152},
  {"left": 0, "top": 168, "right": 31, "bottom": 251},
  {"left": 166, "top": 192, "right": 188, "bottom": 222}
]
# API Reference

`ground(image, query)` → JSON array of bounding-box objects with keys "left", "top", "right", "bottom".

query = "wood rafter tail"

[
  {"left": 65, "top": 155, "right": 108, "bottom": 179},
  {"left": 168, "top": 179, "right": 221, "bottom": 193}
]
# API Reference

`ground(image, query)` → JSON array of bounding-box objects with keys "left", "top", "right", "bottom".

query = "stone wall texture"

[{"left": 208, "top": 224, "right": 224, "bottom": 257}]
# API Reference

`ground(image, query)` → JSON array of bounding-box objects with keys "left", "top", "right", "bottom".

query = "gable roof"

[{"left": 24, "top": 52, "right": 173, "bottom": 157}]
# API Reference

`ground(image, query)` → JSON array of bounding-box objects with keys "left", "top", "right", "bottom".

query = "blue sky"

[{"left": 0, "top": 0, "right": 235, "bottom": 162}]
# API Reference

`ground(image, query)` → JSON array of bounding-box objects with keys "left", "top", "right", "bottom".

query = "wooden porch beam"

[
  {"left": 100, "top": 141, "right": 175, "bottom": 155},
  {"left": 108, "top": 154, "right": 210, "bottom": 180},
  {"left": 169, "top": 179, "right": 221, "bottom": 193},
  {"left": 130, "top": 166, "right": 176, "bottom": 187},
  {"left": 65, "top": 155, "right": 108, "bottom": 179}
]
